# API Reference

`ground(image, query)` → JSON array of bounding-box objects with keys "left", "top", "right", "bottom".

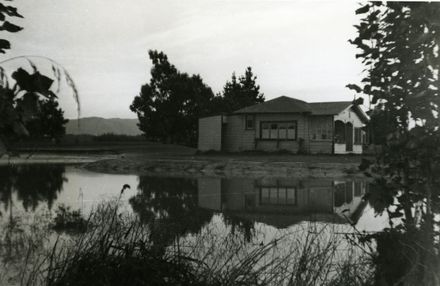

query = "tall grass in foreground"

[{"left": 8, "top": 199, "right": 374, "bottom": 286}]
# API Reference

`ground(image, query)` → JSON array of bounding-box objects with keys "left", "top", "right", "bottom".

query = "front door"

[{"left": 345, "top": 122, "right": 353, "bottom": 152}]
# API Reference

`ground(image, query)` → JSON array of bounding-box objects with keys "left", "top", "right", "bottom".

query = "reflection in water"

[
  {"left": 127, "top": 176, "right": 369, "bottom": 249},
  {"left": 197, "top": 177, "right": 367, "bottom": 229},
  {"left": 362, "top": 179, "right": 440, "bottom": 285},
  {"left": 0, "top": 164, "right": 369, "bottom": 241},
  {"left": 0, "top": 164, "right": 437, "bottom": 284},
  {"left": 129, "top": 177, "right": 214, "bottom": 253},
  {"left": 0, "top": 165, "right": 66, "bottom": 213}
]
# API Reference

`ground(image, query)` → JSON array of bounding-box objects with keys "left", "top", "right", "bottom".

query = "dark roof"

[
  {"left": 233, "top": 96, "right": 311, "bottom": 114},
  {"left": 351, "top": 104, "right": 370, "bottom": 124},
  {"left": 233, "top": 96, "right": 352, "bottom": 115},
  {"left": 309, "top": 101, "right": 352, "bottom": 115},
  {"left": 232, "top": 96, "right": 369, "bottom": 122}
]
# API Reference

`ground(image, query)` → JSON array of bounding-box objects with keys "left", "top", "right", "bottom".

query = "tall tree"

[
  {"left": 349, "top": 2, "right": 440, "bottom": 284},
  {"left": 221, "top": 67, "right": 265, "bottom": 112},
  {"left": 130, "top": 50, "right": 215, "bottom": 146}
]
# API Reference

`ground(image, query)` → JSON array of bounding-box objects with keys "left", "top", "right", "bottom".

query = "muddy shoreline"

[
  {"left": 83, "top": 157, "right": 364, "bottom": 178},
  {"left": 1, "top": 152, "right": 366, "bottom": 178}
]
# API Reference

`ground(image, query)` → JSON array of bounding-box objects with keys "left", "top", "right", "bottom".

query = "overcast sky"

[{"left": 4, "top": 0, "right": 364, "bottom": 119}]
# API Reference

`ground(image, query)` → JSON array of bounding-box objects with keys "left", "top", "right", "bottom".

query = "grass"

[
  {"left": 5, "top": 198, "right": 374, "bottom": 286},
  {"left": 3, "top": 187, "right": 437, "bottom": 286},
  {"left": 51, "top": 205, "right": 87, "bottom": 233}
]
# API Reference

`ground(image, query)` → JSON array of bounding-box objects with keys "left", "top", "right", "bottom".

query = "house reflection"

[{"left": 198, "top": 178, "right": 368, "bottom": 228}]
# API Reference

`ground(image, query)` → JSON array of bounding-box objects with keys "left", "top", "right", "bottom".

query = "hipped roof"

[{"left": 234, "top": 96, "right": 352, "bottom": 116}]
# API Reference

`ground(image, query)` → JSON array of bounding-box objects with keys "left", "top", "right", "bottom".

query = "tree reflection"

[
  {"left": 363, "top": 176, "right": 440, "bottom": 285},
  {"left": 129, "top": 176, "right": 214, "bottom": 253},
  {"left": 0, "top": 164, "right": 66, "bottom": 213}
]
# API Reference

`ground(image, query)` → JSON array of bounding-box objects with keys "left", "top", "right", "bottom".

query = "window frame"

[
  {"left": 259, "top": 120, "right": 297, "bottom": 141},
  {"left": 245, "top": 114, "right": 255, "bottom": 130},
  {"left": 311, "top": 117, "right": 333, "bottom": 142},
  {"left": 354, "top": 127, "right": 362, "bottom": 145},
  {"left": 259, "top": 185, "right": 297, "bottom": 206}
]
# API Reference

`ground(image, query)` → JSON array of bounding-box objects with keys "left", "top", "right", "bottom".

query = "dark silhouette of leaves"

[
  {"left": 0, "top": 39, "right": 10, "bottom": 53},
  {"left": 0, "top": 20, "right": 22, "bottom": 32},
  {"left": 355, "top": 4, "right": 370, "bottom": 15},
  {"left": 346, "top": 84, "right": 362, "bottom": 93},
  {"left": 12, "top": 68, "right": 55, "bottom": 97}
]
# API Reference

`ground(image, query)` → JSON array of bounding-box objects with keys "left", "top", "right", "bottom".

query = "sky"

[{"left": 4, "top": 0, "right": 364, "bottom": 119}]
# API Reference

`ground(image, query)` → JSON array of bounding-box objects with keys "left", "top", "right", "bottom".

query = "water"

[
  {"left": 0, "top": 164, "right": 385, "bottom": 234},
  {"left": 0, "top": 164, "right": 387, "bottom": 284},
  {"left": 2, "top": 164, "right": 437, "bottom": 285}
]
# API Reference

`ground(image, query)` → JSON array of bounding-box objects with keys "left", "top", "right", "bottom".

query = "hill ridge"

[{"left": 65, "top": 117, "right": 142, "bottom": 136}]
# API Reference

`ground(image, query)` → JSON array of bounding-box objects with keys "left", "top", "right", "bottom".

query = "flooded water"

[
  {"left": 3, "top": 164, "right": 438, "bottom": 285},
  {"left": 0, "top": 164, "right": 386, "bottom": 235}
]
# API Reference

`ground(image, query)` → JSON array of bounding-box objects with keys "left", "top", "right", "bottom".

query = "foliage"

[
  {"left": 0, "top": 0, "right": 23, "bottom": 54},
  {"left": 130, "top": 50, "right": 215, "bottom": 146},
  {"left": 0, "top": 164, "right": 66, "bottom": 212},
  {"left": 0, "top": 1, "right": 78, "bottom": 152},
  {"left": 364, "top": 104, "right": 397, "bottom": 146},
  {"left": 0, "top": 62, "right": 75, "bottom": 146},
  {"left": 51, "top": 205, "right": 87, "bottom": 233},
  {"left": 130, "top": 51, "right": 265, "bottom": 147},
  {"left": 349, "top": 2, "right": 440, "bottom": 284},
  {"left": 13, "top": 199, "right": 373, "bottom": 286},
  {"left": 19, "top": 98, "right": 68, "bottom": 141},
  {"left": 129, "top": 176, "right": 214, "bottom": 255},
  {"left": 220, "top": 67, "right": 265, "bottom": 113},
  {"left": 93, "top": 133, "right": 146, "bottom": 142}
]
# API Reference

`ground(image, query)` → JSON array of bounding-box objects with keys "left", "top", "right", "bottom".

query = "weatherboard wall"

[
  {"left": 223, "top": 115, "right": 255, "bottom": 152},
  {"left": 198, "top": 115, "right": 223, "bottom": 151},
  {"left": 308, "top": 115, "right": 333, "bottom": 154}
]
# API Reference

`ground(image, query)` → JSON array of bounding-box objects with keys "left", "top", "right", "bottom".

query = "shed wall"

[
  {"left": 198, "top": 115, "right": 223, "bottom": 151},
  {"left": 223, "top": 115, "right": 255, "bottom": 152}
]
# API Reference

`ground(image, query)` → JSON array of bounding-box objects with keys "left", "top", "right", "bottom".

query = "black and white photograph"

[{"left": 0, "top": 1, "right": 439, "bottom": 285}]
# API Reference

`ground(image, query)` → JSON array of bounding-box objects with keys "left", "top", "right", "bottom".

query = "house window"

[
  {"left": 361, "top": 130, "right": 367, "bottom": 144},
  {"left": 311, "top": 117, "right": 333, "bottom": 141},
  {"left": 260, "top": 121, "right": 297, "bottom": 140},
  {"left": 334, "top": 120, "right": 345, "bottom": 144},
  {"left": 354, "top": 128, "right": 362, "bottom": 145},
  {"left": 260, "top": 186, "right": 296, "bottom": 205},
  {"left": 245, "top": 115, "right": 254, "bottom": 130}
]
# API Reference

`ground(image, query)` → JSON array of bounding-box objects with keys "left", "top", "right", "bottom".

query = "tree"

[
  {"left": 0, "top": 2, "right": 77, "bottom": 152},
  {"left": 349, "top": 2, "right": 440, "bottom": 284},
  {"left": 221, "top": 67, "right": 265, "bottom": 113},
  {"left": 130, "top": 50, "right": 215, "bottom": 146},
  {"left": 365, "top": 103, "right": 397, "bottom": 146},
  {"left": 19, "top": 98, "right": 69, "bottom": 141},
  {"left": 0, "top": 65, "right": 72, "bottom": 145}
]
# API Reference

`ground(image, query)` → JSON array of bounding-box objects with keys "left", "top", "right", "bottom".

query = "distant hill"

[{"left": 65, "top": 117, "right": 142, "bottom": 136}]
